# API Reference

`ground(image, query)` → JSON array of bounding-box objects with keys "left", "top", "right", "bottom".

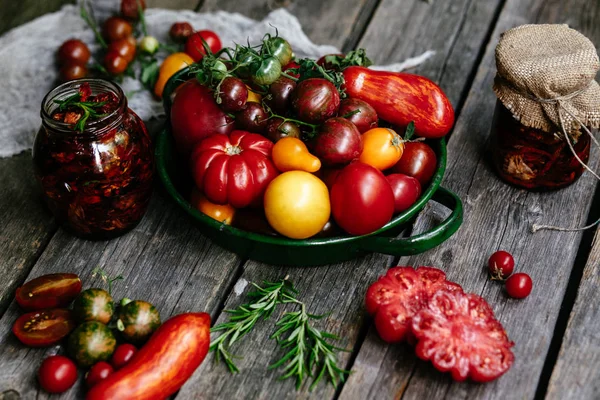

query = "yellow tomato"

[
  {"left": 246, "top": 86, "right": 262, "bottom": 103},
  {"left": 264, "top": 171, "right": 330, "bottom": 239},
  {"left": 154, "top": 52, "right": 194, "bottom": 98},
  {"left": 190, "top": 189, "right": 235, "bottom": 225},
  {"left": 359, "top": 128, "right": 404, "bottom": 170},
  {"left": 272, "top": 137, "right": 321, "bottom": 173}
]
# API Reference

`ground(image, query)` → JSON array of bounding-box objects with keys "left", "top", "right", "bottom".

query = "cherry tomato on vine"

[
  {"left": 57, "top": 39, "right": 90, "bottom": 65},
  {"left": 38, "top": 355, "right": 78, "bottom": 394},
  {"left": 267, "top": 77, "right": 296, "bottom": 113},
  {"left": 103, "top": 17, "right": 133, "bottom": 43},
  {"left": 391, "top": 141, "right": 437, "bottom": 185},
  {"left": 505, "top": 273, "right": 532, "bottom": 299},
  {"left": 108, "top": 37, "right": 136, "bottom": 63},
  {"left": 236, "top": 102, "right": 268, "bottom": 133},
  {"left": 111, "top": 343, "right": 138, "bottom": 369},
  {"left": 218, "top": 77, "right": 248, "bottom": 112},
  {"left": 169, "top": 21, "right": 194, "bottom": 43},
  {"left": 121, "top": 0, "right": 146, "bottom": 20},
  {"left": 104, "top": 51, "right": 129, "bottom": 75},
  {"left": 359, "top": 127, "right": 404, "bottom": 170},
  {"left": 86, "top": 361, "right": 114, "bottom": 388},
  {"left": 60, "top": 64, "right": 87, "bottom": 81},
  {"left": 252, "top": 56, "right": 282, "bottom": 86},
  {"left": 265, "top": 117, "right": 301, "bottom": 143},
  {"left": 185, "top": 30, "right": 222, "bottom": 62},
  {"left": 13, "top": 309, "right": 76, "bottom": 347},
  {"left": 264, "top": 36, "right": 293, "bottom": 67},
  {"left": 488, "top": 250, "right": 515, "bottom": 280}
]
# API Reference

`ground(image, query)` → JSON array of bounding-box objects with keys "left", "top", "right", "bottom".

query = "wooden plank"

[
  {"left": 198, "top": 0, "right": 380, "bottom": 51},
  {"left": 0, "top": 153, "right": 57, "bottom": 318},
  {"left": 0, "top": 183, "right": 242, "bottom": 399},
  {"left": 340, "top": 0, "right": 600, "bottom": 399},
  {"left": 177, "top": 0, "right": 507, "bottom": 399},
  {"left": 545, "top": 228, "right": 600, "bottom": 400}
]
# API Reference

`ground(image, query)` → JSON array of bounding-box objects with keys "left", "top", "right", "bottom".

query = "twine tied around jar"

[{"left": 493, "top": 24, "right": 600, "bottom": 233}]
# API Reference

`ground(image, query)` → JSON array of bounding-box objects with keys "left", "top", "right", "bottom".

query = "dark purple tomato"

[
  {"left": 317, "top": 53, "right": 345, "bottom": 71},
  {"left": 386, "top": 174, "right": 421, "bottom": 213},
  {"left": 265, "top": 118, "right": 301, "bottom": 142},
  {"left": 57, "top": 39, "right": 91, "bottom": 66},
  {"left": 291, "top": 78, "right": 340, "bottom": 124},
  {"left": 267, "top": 77, "right": 296, "bottom": 113},
  {"left": 236, "top": 102, "right": 268, "bottom": 133},
  {"left": 312, "top": 117, "right": 362, "bottom": 166},
  {"left": 60, "top": 64, "right": 87, "bottom": 81},
  {"left": 218, "top": 77, "right": 248, "bottom": 112},
  {"left": 102, "top": 17, "right": 133, "bottom": 43},
  {"left": 390, "top": 141, "right": 437, "bottom": 185},
  {"left": 338, "top": 98, "right": 378, "bottom": 133}
]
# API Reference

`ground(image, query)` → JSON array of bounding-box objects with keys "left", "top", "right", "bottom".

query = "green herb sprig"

[
  {"left": 92, "top": 267, "right": 124, "bottom": 296},
  {"left": 54, "top": 93, "right": 108, "bottom": 132}
]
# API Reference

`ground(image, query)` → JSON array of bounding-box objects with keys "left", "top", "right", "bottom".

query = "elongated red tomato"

[
  {"left": 343, "top": 66, "right": 454, "bottom": 138},
  {"left": 190, "top": 131, "right": 278, "bottom": 208},
  {"left": 16, "top": 273, "right": 82, "bottom": 311},
  {"left": 86, "top": 313, "right": 210, "bottom": 400}
]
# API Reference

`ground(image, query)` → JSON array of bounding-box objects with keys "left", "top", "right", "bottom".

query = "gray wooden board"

[
  {"left": 0, "top": 183, "right": 242, "bottom": 399},
  {"left": 0, "top": 153, "right": 57, "bottom": 317},
  {"left": 339, "top": 0, "right": 600, "bottom": 399},
  {"left": 177, "top": 0, "right": 510, "bottom": 398},
  {"left": 545, "top": 229, "right": 600, "bottom": 400}
]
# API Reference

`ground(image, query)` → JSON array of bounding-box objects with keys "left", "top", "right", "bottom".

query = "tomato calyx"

[{"left": 225, "top": 144, "right": 242, "bottom": 156}]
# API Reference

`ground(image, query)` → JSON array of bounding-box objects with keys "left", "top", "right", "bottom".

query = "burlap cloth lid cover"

[{"left": 493, "top": 24, "right": 600, "bottom": 139}]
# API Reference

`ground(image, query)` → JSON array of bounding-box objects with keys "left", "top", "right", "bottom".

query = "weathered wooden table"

[{"left": 1, "top": 0, "right": 599, "bottom": 399}]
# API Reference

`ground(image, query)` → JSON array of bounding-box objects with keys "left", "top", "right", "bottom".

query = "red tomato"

[
  {"left": 60, "top": 63, "right": 88, "bottom": 81},
  {"left": 111, "top": 343, "right": 138, "bottom": 369},
  {"left": 13, "top": 309, "right": 76, "bottom": 347},
  {"left": 343, "top": 66, "right": 454, "bottom": 138},
  {"left": 170, "top": 80, "right": 234, "bottom": 157},
  {"left": 87, "top": 313, "right": 210, "bottom": 400},
  {"left": 190, "top": 131, "right": 278, "bottom": 208},
  {"left": 102, "top": 17, "right": 133, "bottom": 43},
  {"left": 104, "top": 51, "right": 128, "bottom": 75},
  {"left": 390, "top": 141, "right": 437, "bottom": 185},
  {"left": 57, "top": 39, "right": 90, "bottom": 65},
  {"left": 365, "top": 266, "right": 461, "bottom": 343},
  {"left": 185, "top": 30, "right": 222, "bottom": 62},
  {"left": 412, "top": 290, "right": 514, "bottom": 382},
  {"left": 15, "top": 273, "right": 82, "bottom": 311},
  {"left": 330, "top": 162, "right": 395, "bottom": 235},
  {"left": 38, "top": 355, "right": 78, "bottom": 394},
  {"left": 86, "top": 361, "right": 114, "bottom": 388},
  {"left": 386, "top": 174, "right": 421, "bottom": 213},
  {"left": 488, "top": 250, "right": 515, "bottom": 280},
  {"left": 108, "top": 37, "right": 136, "bottom": 63},
  {"left": 505, "top": 273, "right": 532, "bottom": 299},
  {"left": 121, "top": 0, "right": 146, "bottom": 20}
]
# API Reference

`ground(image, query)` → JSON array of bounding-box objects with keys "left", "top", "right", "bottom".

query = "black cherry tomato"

[
  {"left": 38, "top": 355, "right": 78, "bottom": 393},
  {"left": 104, "top": 51, "right": 129, "bottom": 75},
  {"left": 57, "top": 39, "right": 91, "bottom": 66},
  {"left": 13, "top": 309, "right": 76, "bottom": 347},
  {"left": 169, "top": 22, "right": 194, "bottom": 43},
  {"left": 103, "top": 17, "right": 133, "bottom": 42},
  {"left": 218, "top": 77, "right": 248, "bottom": 112},
  {"left": 121, "top": 0, "right": 146, "bottom": 20},
  {"left": 15, "top": 273, "right": 82, "bottom": 311},
  {"left": 108, "top": 37, "right": 136, "bottom": 63},
  {"left": 60, "top": 64, "right": 88, "bottom": 81},
  {"left": 236, "top": 102, "right": 268, "bottom": 133},
  {"left": 391, "top": 141, "right": 437, "bottom": 185}
]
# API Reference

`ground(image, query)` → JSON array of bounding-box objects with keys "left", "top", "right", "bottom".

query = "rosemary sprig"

[
  {"left": 210, "top": 279, "right": 297, "bottom": 373},
  {"left": 80, "top": 1, "right": 107, "bottom": 48},
  {"left": 54, "top": 93, "right": 107, "bottom": 132},
  {"left": 269, "top": 295, "right": 350, "bottom": 390}
]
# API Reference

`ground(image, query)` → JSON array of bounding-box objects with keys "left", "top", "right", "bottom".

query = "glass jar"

[
  {"left": 33, "top": 79, "right": 154, "bottom": 239},
  {"left": 490, "top": 101, "right": 591, "bottom": 191}
]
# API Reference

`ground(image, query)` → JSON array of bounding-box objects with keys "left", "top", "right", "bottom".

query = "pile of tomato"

[
  {"left": 11, "top": 272, "right": 210, "bottom": 397},
  {"left": 169, "top": 34, "right": 455, "bottom": 239}
]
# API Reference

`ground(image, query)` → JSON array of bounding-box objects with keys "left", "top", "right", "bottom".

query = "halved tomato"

[
  {"left": 13, "top": 309, "right": 76, "bottom": 347},
  {"left": 16, "top": 273, "right": 82, "bottom": 311},
  {"left": 411, "top": 290, "right": 515, "bottom": 382}
]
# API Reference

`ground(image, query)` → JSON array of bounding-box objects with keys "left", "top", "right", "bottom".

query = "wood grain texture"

[
  {"left": 545, "top": 229, "right": 600, "bottom": 400},
  {"left": 0, "top": 153, "right": 57, "bottom": 318},
  {"left": 340, "top": 0, "right": 600, "bottom": 399},
  {"left": 0, "top": 182, "right": 242, "bottom": 399},
  {"left": 198, "top": 0, "right": 380, "bottom": 51}
]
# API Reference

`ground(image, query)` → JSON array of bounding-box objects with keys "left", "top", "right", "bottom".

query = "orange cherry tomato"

[
  {"left": 154, "top": 52, "right": 195, "bottom": 98},
  {"left": 272, "top": 137, "right": 321, "bottom": 173},
  {"left": 190, "top": 189, "right": 235, "bottom": 225},
  {"left": 359, "top": 128, "right": 404, "bottom": 170},
  {"left": 246, "top": 86, "right": 262, "bottom": 103}
]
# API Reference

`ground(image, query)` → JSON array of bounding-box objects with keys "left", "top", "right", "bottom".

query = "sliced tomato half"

[
  {"left": 13, "top": 309, "right": 76, "bottom": 347},
  {"left": 365, "top": 266, "right": 462, "bottom": 343},
  {"left": 15, "top": 273, "right": 82, "bottom": 311},
  {"left": 411, "top": 290, "right": 515, "bottom": 382}
]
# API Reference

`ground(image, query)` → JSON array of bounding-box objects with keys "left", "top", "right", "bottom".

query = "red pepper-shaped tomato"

[
  {"left": 170, "top": 80, "right": 234, "bottom": 157},
  {"left": 190, "top": 131, "right": 278, "bottom": 208},
  {"left": 343, "top": 66, "right": 454, "bottom": 138},
  {"left": 86, "top": 313, "right": 210, "bottom": 400}
]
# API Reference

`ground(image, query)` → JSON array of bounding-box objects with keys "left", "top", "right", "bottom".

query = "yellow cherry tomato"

[
  {"left": 154, "top": 52, "right": 194, "bottom": 98},
  {"left": 264, "top": 171, "right": 330, "bottom": 239},
  {"left": 272, "top": 137, "right": 321, "bottom": 173},
  {"left": 246, "top": 86, "right": 262, "bottom": 103},
  {"left": 359, "top": 127, "right": 404, "bottom": 170},
  {"left": 190, "top": 189, "right": 235, "bottom": 225}
]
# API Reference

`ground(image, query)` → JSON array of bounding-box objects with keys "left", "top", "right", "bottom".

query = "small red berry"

[
  {"left": 488, "top": 250, "right": 515, "bottom": 280},
  {"left": 505, "top": 273, "right": 533, "bottom": 299}
]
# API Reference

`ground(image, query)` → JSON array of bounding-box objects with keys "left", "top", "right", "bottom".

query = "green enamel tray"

[{"left": 155, "top": 68, "right": 463, "bottom": 266}]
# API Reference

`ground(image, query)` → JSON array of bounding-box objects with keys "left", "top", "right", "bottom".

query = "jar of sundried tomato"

[
  {"left": 33, "top": 79, "right": 154, "bottom": 239},
  {"left": 491, "top": 24, "right": 600, "bottom": 191}
]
